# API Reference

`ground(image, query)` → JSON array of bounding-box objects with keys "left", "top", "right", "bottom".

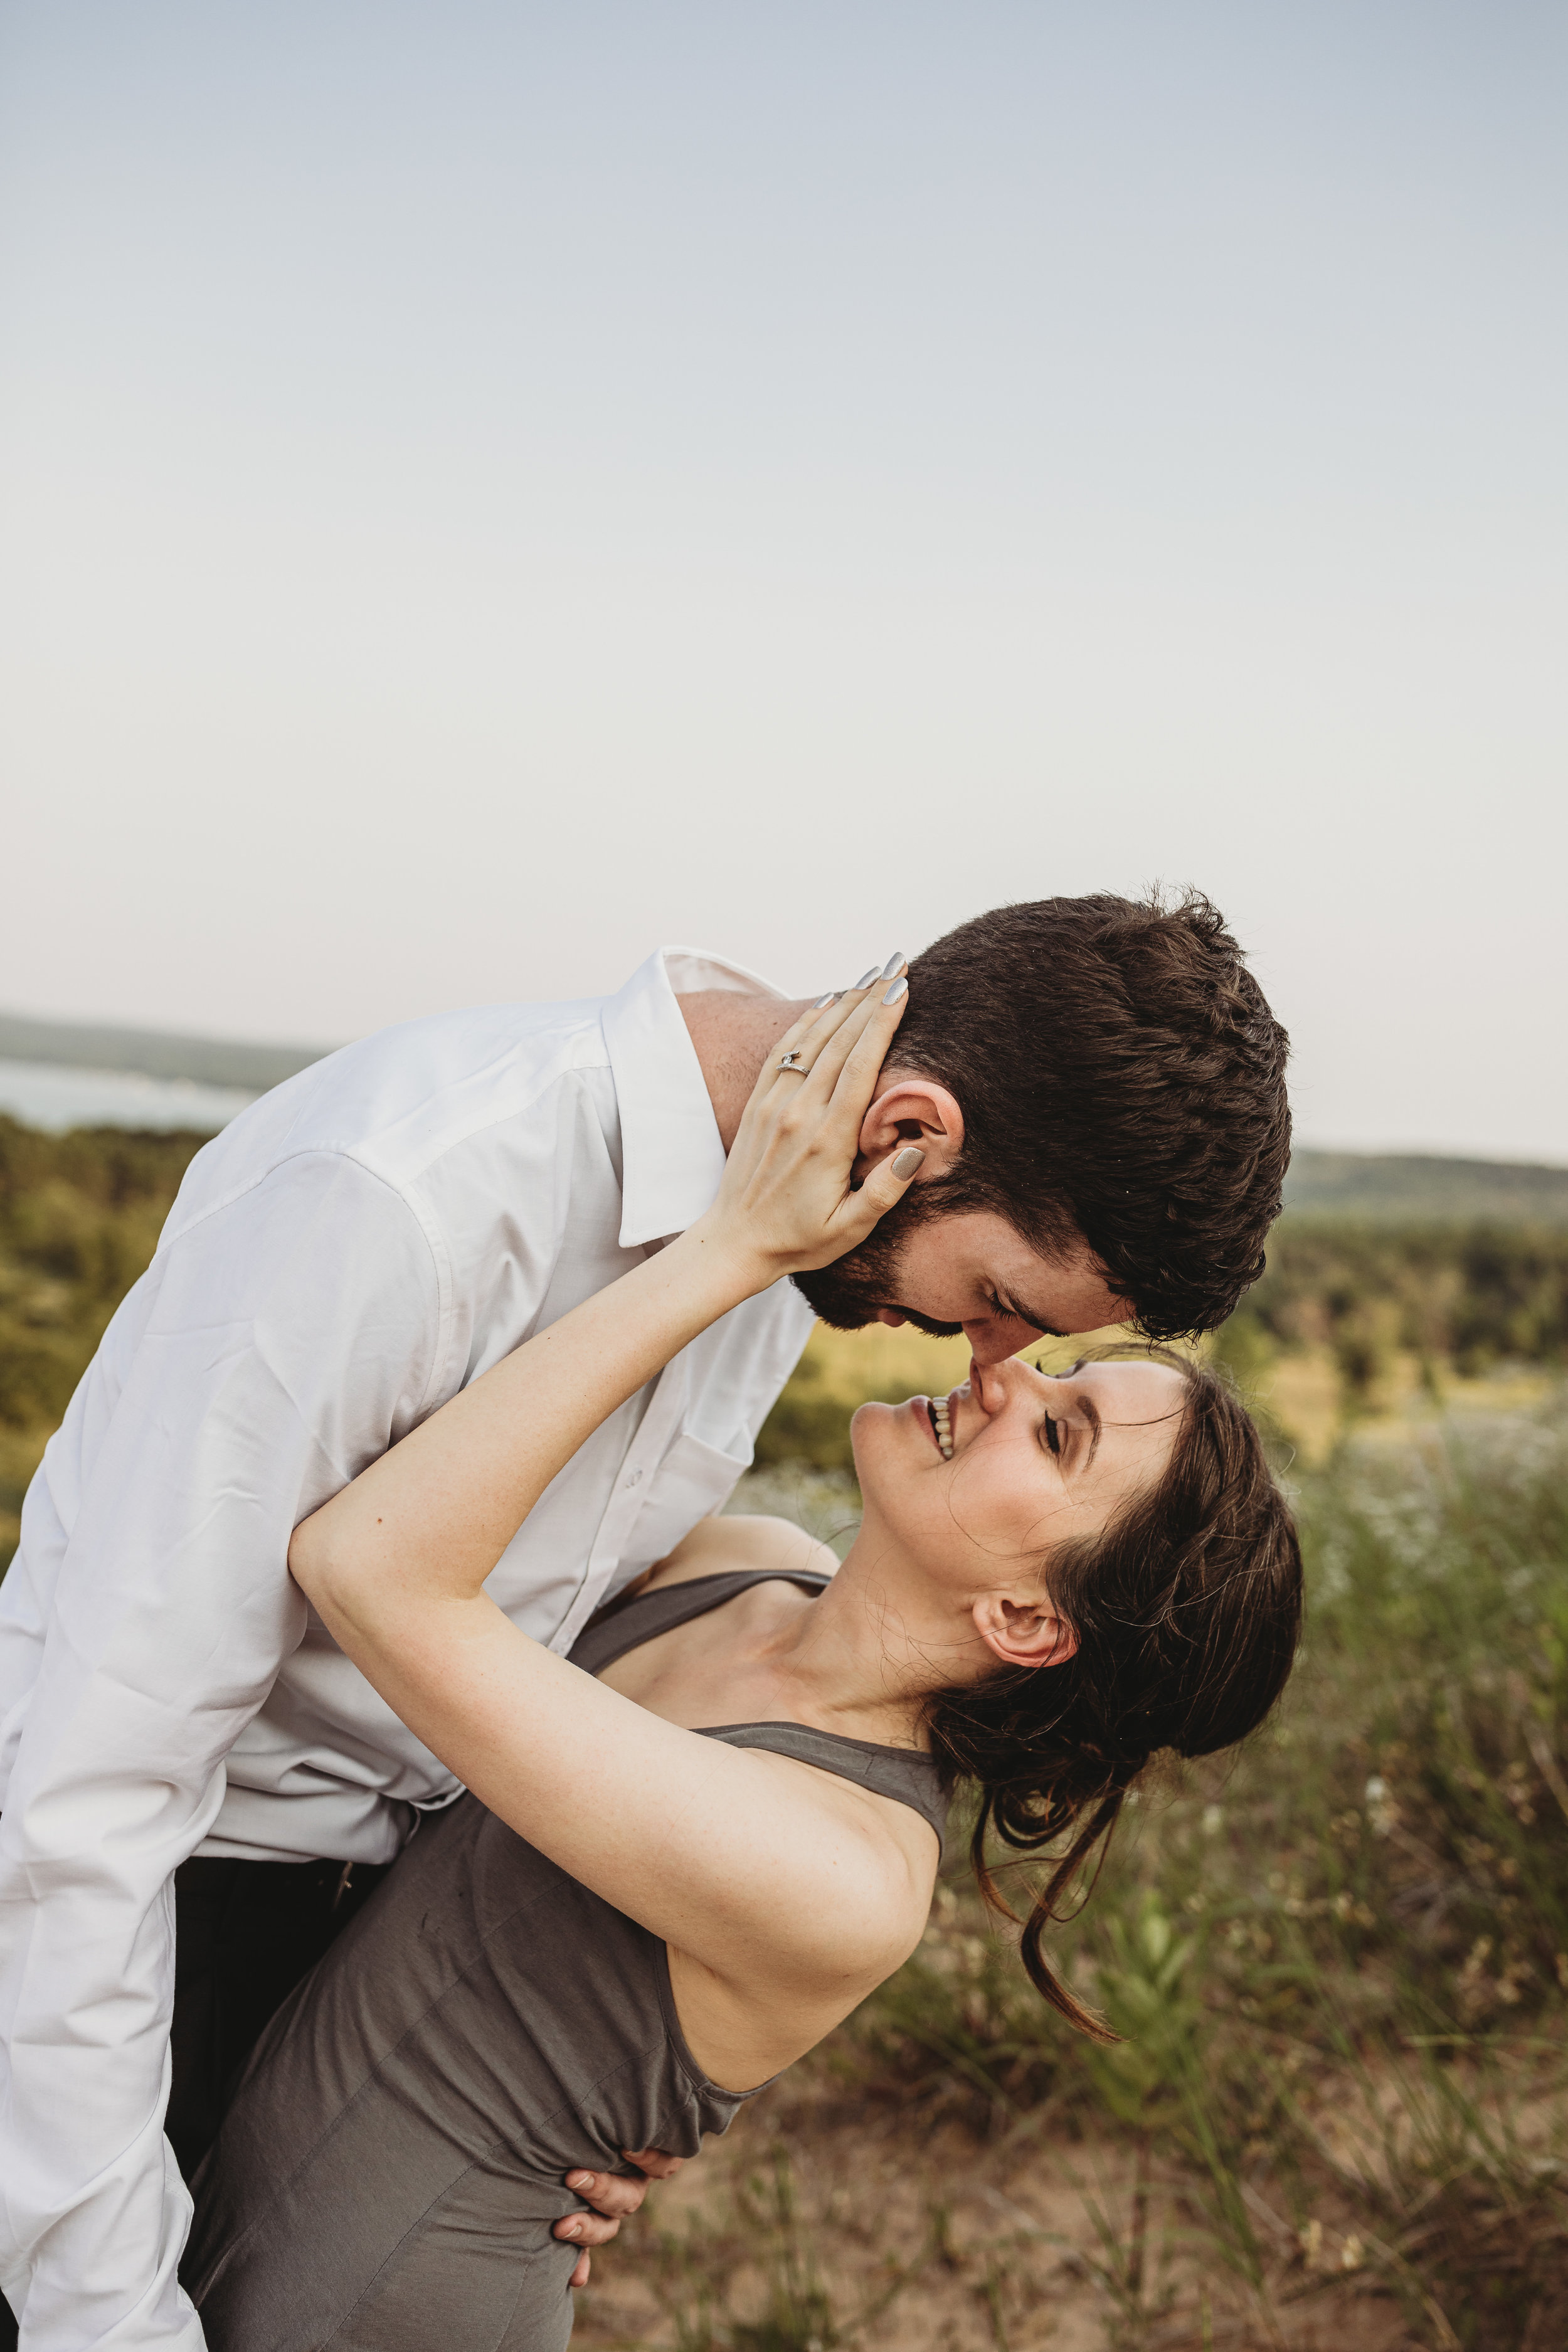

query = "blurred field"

[
  {"left": 3, "top": 1115, "right": 1567, "bottom": 2345},
  {"left": 0, "top": 1118, "right": 204, "bottom": 1569}
]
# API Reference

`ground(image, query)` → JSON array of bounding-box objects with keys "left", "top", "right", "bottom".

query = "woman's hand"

[{"left": 692, "top": 974, "right": 925, "bottom": 1283}]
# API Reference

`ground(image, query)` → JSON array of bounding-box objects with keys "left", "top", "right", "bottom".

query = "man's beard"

[{"left": 790, "top": 1185, "right": 966, "bottom": 1338}]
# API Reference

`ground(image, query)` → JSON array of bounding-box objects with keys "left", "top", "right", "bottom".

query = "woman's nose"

[
  {"left": 977, "top": 1355, "right": 1050, "bottom": 1417},
  {"left": 969, "top": 1360, "right": 1024, "bottom": 1417}
]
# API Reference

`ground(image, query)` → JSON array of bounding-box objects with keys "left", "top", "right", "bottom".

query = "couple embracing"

[{"left": 0, "top": 893, "right": 1300, "bottom": 2349}]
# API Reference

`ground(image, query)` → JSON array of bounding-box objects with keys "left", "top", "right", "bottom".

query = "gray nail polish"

[
  {"left": 853, "top": 967, "right": 879, "bottom": 989},
  {"left": 811, "top": 990, "right": 836, "bottom": 1008},
  {"left": 892, "top": 1145, "right": 925, "bottom": 1177},
  {"left": 880, "top": 950, "right": 905, "bottom": 980},
  {"left": 882, "top": 975, "right": 908, "bottom": 1004}
]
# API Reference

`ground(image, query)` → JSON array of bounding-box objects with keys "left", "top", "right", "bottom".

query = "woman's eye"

[{"left": 1042, "top": 1412, "right": 1061, "bottom": 1458}]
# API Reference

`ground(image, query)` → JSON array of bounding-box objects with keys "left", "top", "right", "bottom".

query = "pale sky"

[{"left": 2, "top": 3, "right": 1564, "bottom": 1159}]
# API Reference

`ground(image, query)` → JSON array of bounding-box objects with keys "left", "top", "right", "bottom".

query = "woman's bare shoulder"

[{"left": 638, "top": 1513, "right": 840, "bottom": 1596}]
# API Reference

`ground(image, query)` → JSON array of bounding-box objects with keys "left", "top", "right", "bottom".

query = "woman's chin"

[
  {"left": 847, "top": 1397, "right": 895, "bottom": 1488},
  {"left": 848, "top": 1396, "right": 926, "bottom": 1500}
]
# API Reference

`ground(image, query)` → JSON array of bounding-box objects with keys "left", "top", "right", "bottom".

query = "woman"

[{"left": 184, "top": 980, "right": 1301, "bottom": 2348}]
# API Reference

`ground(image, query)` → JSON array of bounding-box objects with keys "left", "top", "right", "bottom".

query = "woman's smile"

[{"left": 911, "top": 1391, "right": 961, "bottom": 1458}]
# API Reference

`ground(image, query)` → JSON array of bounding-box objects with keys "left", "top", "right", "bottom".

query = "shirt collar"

[{"left": 600, "top": 946, "right": 790, "bottom": 1249}]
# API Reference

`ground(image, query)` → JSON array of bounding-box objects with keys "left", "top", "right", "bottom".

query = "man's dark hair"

[{"left": 896, "top": 891, "right": 1290, "bottom": 1339}]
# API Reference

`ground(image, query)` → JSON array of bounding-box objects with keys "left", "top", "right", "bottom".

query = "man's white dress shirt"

[{"left": 0, "top": 948, "right": 814, "bottom": 2349}]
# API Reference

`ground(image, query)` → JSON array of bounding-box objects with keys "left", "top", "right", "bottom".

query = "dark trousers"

[
  {"left": 167, "top": 1854, "right": 391, "bottom": 2180},
  {"left": 0, "top": 1853, "right": 390, "bottom": 2346}
]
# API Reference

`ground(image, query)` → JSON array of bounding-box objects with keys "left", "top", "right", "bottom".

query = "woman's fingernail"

[
  {"left": 880, "top": 950, "right": 905, "bottom": 979},
  {"left": 812, "top": 990, "right": 836, "bottom": 1008},
  {"left": 853, "top": 967, "right": 879, "bottom": 989},
  {"left": 567, "top": 2171, "right": 594, "bottom": 2190},
  {"left": 893, "top": 1147, "right": 925, "bottom": 1178},
  {"left": 882, "top": 975, "right": 908, "bottom": 1004}
]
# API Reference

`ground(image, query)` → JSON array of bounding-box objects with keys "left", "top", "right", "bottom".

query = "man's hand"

[{"left": 554, "top": 2147, "right": 686, "bottom": 2287}]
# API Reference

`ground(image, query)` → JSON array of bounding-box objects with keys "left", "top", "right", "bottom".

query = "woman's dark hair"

[
  {"left": 897, "top": 891, "right": 1291, "bottom": 1340},
  {"left": 922, "top": 1350, "right": 1302, "bottom": 2042}
]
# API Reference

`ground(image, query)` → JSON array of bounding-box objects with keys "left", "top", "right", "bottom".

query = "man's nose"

[{"left": 962, "top": 1323, "right": 1020, "bottom": 1368}]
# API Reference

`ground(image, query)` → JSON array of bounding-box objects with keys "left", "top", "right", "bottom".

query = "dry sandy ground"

[{"left": 570, "top": 2081, "right": 1441, "bottom": 2352}]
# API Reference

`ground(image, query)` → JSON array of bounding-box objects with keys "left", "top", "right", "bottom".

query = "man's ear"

[
  {"left": 971, "top": 1592, "right": 1078, "bottom": 1672},
  {"left": 857, "top": 1071, "right": 965, "bottom": 1180}
]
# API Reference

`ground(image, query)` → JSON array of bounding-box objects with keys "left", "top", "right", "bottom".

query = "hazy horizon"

[{"left": 2, "top": 999, "right": 1564, "bottom": 1171}]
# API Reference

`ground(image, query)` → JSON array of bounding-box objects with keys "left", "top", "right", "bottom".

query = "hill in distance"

[
  {"left": 1280, "top": 1149, "right": 1568, "bottom": 1226},
  {"left": 0, "top": 1009, "right": 327, "bottom": 1093},
  {"left": 4, "top": 1007, "right": 1565, "bottom": 1224}
]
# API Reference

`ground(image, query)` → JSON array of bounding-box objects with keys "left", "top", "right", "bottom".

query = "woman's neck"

[{"left": 727, "top": 1535, "right": 983, "bottom": 1750}]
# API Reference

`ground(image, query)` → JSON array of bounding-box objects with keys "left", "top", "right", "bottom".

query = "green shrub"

[{"left": 0, "top": 1118, "right": 206, "bottom": 1570}]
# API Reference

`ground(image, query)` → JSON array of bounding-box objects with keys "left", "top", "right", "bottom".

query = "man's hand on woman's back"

[{"left": 554, "top": 2148, "right": 686, "bottom": 2286}]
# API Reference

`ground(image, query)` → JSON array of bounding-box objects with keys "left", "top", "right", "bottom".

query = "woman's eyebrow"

[{"left": 1078, "top": 1394, "right": 1103, "bottom": 1471}]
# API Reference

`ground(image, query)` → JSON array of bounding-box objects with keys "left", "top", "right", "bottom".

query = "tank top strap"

[
  {"left": 700, "top": 1723, "right": 948, "bottom": 1851},
  {"left": 569, "top": 1568, "right": 948, "bottom": 1853},
  {"left": 568, "top": 1569, "right": 834, "bottom": 1681}
]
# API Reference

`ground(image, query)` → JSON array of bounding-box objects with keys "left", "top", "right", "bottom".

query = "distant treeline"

[
  {"left": 2, "top": 1119, "right": 1565, "bottom": 1441},
  {"left": 2, "top": 1119, "right": 1566, "bottom": 1565},
  {"left": 1226, "top": 1214, "right": 1568, "bottom": 1392}
]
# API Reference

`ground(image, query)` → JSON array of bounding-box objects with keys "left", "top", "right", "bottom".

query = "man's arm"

[{"left": 0, "top": 1152, "right": 443, "bottom": 2349}]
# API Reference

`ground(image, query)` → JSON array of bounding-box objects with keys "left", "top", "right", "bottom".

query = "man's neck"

[{"left": 676, "top": 990, "right": 814, "bottom": 1151}]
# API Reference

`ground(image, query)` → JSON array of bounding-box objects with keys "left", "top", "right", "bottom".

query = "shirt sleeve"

[{"left": 0, "top": 1150, "right": 443, "bottom": 2349}]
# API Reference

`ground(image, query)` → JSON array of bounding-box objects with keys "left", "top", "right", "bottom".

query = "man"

[{"left": 0, "top": 892, "right": 1288, "bottom": 2348}]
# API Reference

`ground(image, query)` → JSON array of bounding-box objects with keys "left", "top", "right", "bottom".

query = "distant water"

[{"left": 0, "top": 1060, "right": 257, "bottom": 1135}]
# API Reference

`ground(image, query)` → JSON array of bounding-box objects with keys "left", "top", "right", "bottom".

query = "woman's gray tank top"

[{"left": 184, "top": 1569, "right": 946, "bottom": 2351}]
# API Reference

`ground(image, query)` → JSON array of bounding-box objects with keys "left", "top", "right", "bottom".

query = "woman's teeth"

[{"left": 930, "top": 1396, "right": 953, "bottom": 1460}]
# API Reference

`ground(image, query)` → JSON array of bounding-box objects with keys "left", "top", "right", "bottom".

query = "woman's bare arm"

[{"left": 289, "top": 984, "right": 929, "bottom": 2006}]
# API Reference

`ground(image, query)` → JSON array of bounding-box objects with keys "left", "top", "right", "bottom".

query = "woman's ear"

[
  {"left": 857, "top": 1074, "right": 965, "bottom": 1179},
  {"left": 971, "top": 1592, "right": 1078, "bottom": 1671}
]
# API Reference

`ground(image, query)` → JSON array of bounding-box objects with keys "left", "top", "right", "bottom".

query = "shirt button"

[{"left": 623, "top": 1468, "right": 644, "bottom": 1488}]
